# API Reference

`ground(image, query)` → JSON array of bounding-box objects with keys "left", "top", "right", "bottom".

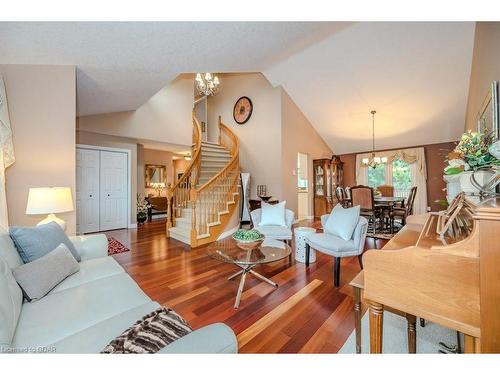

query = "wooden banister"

[{"left": 167, "top": 115, "right": 240, "bottom": 247}]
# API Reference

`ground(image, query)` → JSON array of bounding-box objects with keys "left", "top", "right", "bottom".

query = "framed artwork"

[
  {"left": 477, "top": 80, "right": 499, "bottom": 141},
  {"left": 233, "top": 96, "right": 253, "bottom": 124}
]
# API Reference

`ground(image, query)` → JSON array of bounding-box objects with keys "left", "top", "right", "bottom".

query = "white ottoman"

[{"left": 294, "top": 227, "right": 317, "bottom": 263}]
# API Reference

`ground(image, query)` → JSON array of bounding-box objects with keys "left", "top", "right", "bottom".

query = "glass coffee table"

[{"left": 207, "top": 238, "right": 292, "bottom": 309}]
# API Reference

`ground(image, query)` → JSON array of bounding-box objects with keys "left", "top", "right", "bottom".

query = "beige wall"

[
  {"left": 465, "top": 22, "right": 500, "bottom": 131},
  {"left": 0, "top": 65, "right": 76, "bottom": 232},
  {"left": 143, "top": 148, "right": 173, "bottom": 197},
  {"left": 76, "top": 130, "right": 138, "bottom": 224},
  {"left": 207, "top": 73, "right": 283, "bottom": 200},
  {"left": 173, "top": 159, "right": 190, "bottom": 183},
  {"left": 281, "top": 90, "right": 333, "bottom": 217},
  {"left": 78, "top": 75, "right": 194, "bottom": 147}
]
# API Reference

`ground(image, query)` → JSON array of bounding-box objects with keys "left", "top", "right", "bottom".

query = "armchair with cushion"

[
  {"left": 250, "top": 208, "right": 294, "bottom": 245},
  {"left": 305, "top": 214, "right": 368, "bottom": 287}
]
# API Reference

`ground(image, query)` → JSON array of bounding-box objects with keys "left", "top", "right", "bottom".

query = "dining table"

[{"left": 374, "top": 196, "right": 405, "bottom": 234}]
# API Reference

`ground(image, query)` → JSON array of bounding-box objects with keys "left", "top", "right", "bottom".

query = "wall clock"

[{"left": 233, "top": 96, "right": 253, "bottom": 124}]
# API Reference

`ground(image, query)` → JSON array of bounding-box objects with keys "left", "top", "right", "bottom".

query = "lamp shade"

[{"left": 26, "top": 187, "right": 74, "bottom": 215}]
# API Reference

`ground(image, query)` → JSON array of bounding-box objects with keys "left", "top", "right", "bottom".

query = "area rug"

[
  {"left": 339, "top": 310, "right": 461, "bottom": 354},
  {"left": 108, "top": 237, "right": 130, "bottom": 255}
]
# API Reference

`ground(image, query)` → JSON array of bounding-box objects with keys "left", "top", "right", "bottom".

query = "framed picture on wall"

[{"left": 477, "top": 80, "right": 499, "bottom": 141}]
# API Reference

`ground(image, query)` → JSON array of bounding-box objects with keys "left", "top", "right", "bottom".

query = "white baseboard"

[
  {"left": 217, "top": 225, "right": 240, "bottom": 240},
  {"left": 128, "top": 223, "right": 137, "bottom": 229}
]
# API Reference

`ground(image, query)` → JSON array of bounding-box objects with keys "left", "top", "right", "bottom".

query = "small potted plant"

[
  {"left": 232, "top": 229, "right": 265, "bottom": 251},
  {"left": 136, "top": 194, "right": 149, "bottom": 224}
]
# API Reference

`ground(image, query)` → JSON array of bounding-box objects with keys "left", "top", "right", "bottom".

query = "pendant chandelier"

[
  {"left": 362, "top": 110, "right": 388, "bottom": 168},
  {"left": 195, "top": 73, "right": 220, "bottom": 96}
]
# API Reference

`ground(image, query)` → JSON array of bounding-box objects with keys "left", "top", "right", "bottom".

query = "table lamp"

[{"left": 25, "top": 187, "right": 74, "bottom": 231}]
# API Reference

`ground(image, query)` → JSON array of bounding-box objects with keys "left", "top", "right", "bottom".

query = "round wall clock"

[{"left": 233, "top": 96, "right": 253, "bottom": 124}]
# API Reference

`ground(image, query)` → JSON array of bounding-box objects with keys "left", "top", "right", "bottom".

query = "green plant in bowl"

[{"left": 232, "top": 229, "right": 265, "bottom": 250}]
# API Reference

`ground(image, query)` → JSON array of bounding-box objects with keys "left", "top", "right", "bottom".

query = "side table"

[{"left": 294, "top": 227, "right": 316, "bottom": 263}]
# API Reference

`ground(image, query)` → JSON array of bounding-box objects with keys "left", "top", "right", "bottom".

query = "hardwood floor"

[{"left": 105, "top": 219, "right": 387, "bottom": 353}]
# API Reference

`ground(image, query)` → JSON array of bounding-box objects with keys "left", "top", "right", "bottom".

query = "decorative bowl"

[
  {"left": 232, "top": 229, "right": 265, "bottom": 251},
  {"left": 259, "top": 195, "right": 272, "bottom": 202}
]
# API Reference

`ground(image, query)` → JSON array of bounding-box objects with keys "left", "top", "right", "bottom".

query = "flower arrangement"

[{"left": 444, "top": 130, "right": 499, "bottom": 175}]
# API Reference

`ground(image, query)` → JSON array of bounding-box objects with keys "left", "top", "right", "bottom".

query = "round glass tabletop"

[{"left": 207, "top": 237, "right": 291, "bottom": 266}]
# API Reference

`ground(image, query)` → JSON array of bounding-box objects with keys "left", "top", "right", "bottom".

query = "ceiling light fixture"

[
  {"left": 195, "top": 73, "right": 220, "bottom": 96},
  {"left": 362, "top": 110, "right": 388, "bottom": 168}
]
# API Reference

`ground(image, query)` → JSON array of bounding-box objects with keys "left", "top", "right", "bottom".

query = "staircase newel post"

[
  {"left": 166, "top": 182, "right": 173, "bottom": 237},
  {"left": 190, "top": 188, "right": 198, "bottom": 247}
]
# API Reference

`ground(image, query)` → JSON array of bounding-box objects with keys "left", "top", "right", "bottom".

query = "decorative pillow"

[
  {"left": 323, "top": 204, "right": 360, "bottom": 241},
  {"left": 259, "top": 201, "right": 287, "bottom": 227},
  {"left": 12, "top": 244, "right": 79, "bottom": 302},
  {"left": 101, "top": 307, "right": 192, "bottom": 354},
  {"left": 10, "top": 222, "right": 80, "bottom": 263}
]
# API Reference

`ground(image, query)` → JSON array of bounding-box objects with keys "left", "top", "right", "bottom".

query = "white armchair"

[
  {"left": 250, "top": 208, "right": 294, "bottom": 245},
  {"left": 305, "top": 215, "right": 368, "bottom": 287}
]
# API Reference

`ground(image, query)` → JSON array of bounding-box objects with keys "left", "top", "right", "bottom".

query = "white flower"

[{"left": 448, "top": 158, "right": 470, "bottom": 171}]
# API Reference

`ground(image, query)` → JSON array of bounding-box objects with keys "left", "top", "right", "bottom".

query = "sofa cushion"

[
  {"left": 13, "top": 244, "right": 80, "bottom": 302},
  {"left": 49, "top": 256, "right": 124, "bottom": 294},
  {"left": 10, "top": 222, "right": 81, "bottom": 263},
  {"left": 12, "top": 273, "right": 151, "bottom": 348},
  {"left": 306, "top": 232, "right": 357, "bottom": 256},
  {"left": 51, "top": 301, "right": 160, "bottom": 353},
  {"left": 0, "top": 226, "right": 23, "bottom": 269},
  {"left": 0, "top": 258, "right": 23, "bottom": 347},
  {"left": 323, "top": 204, "right": 360, "bottom": 241},
  {"left": 254, "top": 225, "right": 292, "bottom": 240}
]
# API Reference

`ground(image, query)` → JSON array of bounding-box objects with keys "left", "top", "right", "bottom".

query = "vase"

[
  {"left": 443, "top": 174, "right": 461, "bottom": 203},
  {"left": 137, "top": 212, "right": 147, "bottom": 224},
  {"left": 459, "top": 170, "right": 496, "bottom": 195}
]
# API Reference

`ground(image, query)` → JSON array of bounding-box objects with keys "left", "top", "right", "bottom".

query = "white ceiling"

[
  {"left": 265, "top": 22, "right": 476, "bottom": 154},
  {"left": 0, "top": 22, "right": 476, "bottom": 153},
  {"left": 0, "top": 22, "right": 347, "bottom": 116}
]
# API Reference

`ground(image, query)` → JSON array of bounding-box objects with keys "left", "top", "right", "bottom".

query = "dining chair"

[
  {"left": 345, "top": 186, "right": 352, "bottom": 207},
  {"left": 350, "top": 185, "right": 380, "bottom": 235},
  {"left": 392, "top": 186, "right": 417, "bottom": 226},
  {"left": 335, "top": 186, "right": 348, "bottom": 207},
  {"left": 377, "top": 184, "right": 394, "bottom": 197}
]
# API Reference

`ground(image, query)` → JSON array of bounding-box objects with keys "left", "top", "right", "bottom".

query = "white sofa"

[{"left": 0, "top": 229, "right": 237, "bottom": 353}]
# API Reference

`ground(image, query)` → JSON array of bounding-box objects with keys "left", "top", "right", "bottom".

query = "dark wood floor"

[{"left": 106, "top": 219, "right": 387, "bottom": 353}]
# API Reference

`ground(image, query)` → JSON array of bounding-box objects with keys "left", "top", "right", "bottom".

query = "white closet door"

[
  {"left": 76, "top": 148, "right": 100, "bottom": 234},
  {"left": 99, "top": 150, "right": 128, "bottom": 231}
]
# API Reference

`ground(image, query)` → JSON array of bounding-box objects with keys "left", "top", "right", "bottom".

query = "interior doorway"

[{"left": 297, "top": 152, "right": 310, "bottom": 220}]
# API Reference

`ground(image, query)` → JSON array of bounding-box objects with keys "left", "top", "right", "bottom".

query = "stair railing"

[
  {"left": 166, "top": 112, "right": 202, "bottom": 233},
  {"left": 191, "top": 116, "right": 240, "bottom": 245}
]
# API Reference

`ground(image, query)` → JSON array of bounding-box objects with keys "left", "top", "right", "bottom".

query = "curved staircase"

[{"left": 167, "top": 114, "right": 240, "bottom": 247}]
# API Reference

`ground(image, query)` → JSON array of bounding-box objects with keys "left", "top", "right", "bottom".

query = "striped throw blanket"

[{"left": 102, "top": 307, "right": 192, "bottom": 354}]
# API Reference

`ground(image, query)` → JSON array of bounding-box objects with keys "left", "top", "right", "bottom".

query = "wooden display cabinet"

[{"left": 313, "top": 156, "right": 344, "bottom": 217}]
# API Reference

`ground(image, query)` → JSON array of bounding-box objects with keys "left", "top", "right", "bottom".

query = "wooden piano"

[{"left": 362, "top": 195, "right": 500, "bottom": 353}]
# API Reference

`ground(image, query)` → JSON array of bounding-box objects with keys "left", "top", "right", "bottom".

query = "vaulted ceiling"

[
  {"left": 0, "top": 22, "right": 347, "bottom": 116},
  {"left": 265, "top": 22, "right": 476, "bottom": 154},
  {"left": 0, "top": 22, "right": 475, "bottom": 154}
]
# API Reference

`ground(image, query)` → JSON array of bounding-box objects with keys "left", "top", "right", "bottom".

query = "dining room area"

[{"left": 312, "top": 141, "right": 450, "bottom": 241}]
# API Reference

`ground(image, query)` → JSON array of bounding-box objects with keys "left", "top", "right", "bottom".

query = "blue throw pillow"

[{"left": 9, "top": 222, "right": 80, "bottom": 263}]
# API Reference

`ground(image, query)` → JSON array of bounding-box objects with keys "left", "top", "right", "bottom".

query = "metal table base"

[{"left": 228, "top": 264, "right": 278, "bottom": 309}]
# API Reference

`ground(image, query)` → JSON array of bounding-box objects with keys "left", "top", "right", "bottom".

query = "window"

[
  {"left": 367, "top": 164, "right": 386, "bottom": 188},
  {"left": 366, "top": 159, "right": 412, "bottom": 198},
  {"left": 392, "top": 159, "right": 411, "bottom": 198}
]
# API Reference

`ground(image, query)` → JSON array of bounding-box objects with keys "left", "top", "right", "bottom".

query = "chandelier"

[
  {"left": 362, "top": 110, "right": 388, "bottom": 168},
  {"left": 195, "top": 73, "right": 220, "bottom": 96}
]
